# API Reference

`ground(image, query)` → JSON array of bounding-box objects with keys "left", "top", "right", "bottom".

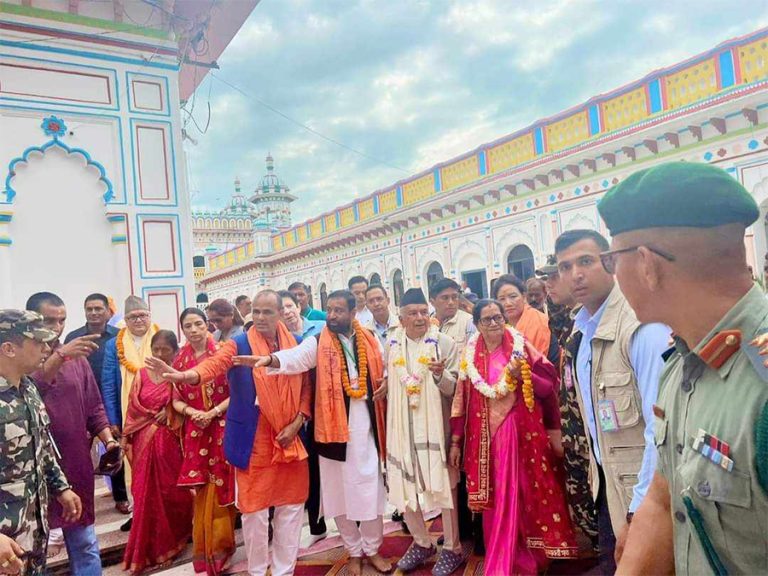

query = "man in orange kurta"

[{"left": 155, "top": 290, "right": 311, "bottom": 576}]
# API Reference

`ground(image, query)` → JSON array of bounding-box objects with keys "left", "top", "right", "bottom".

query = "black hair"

[
  {"left": 347, "top": 276, "right": 368, "bottom": 290},
  {"left": 207, "top": 298, "right": 244, "bottom": 325},
  {"left": 491, "top": 274, "right": 526, "bottom": 299},
  {"left": 472, "top": 299, "right": 507, "bottom": 326},
  {"left": 235, "top": 295, "right": 250, "bottom": 306},
  {"left": 180, "top": 307, "right": 207, "bottom": 325},
  {"left": 278, "top": 290, "right": 298, "bottom": 306},
  {"left": 26, "top": 292, "right": 65, "bottom": 313},
  {"left": 327, "top": 289, "right": 356, "bottom": 312},
  {"left": 151, "top": 329, "right": 179, "bottom": 351},
  {"left": 287, "top": 281, "right": 308, "bottom": 292},
  {"left": 366, "top": 284, "right": 388, "bottom": 298},
  {"left": 83, "top": 293, "right": 109, "bottom": 308},
  {"left": 428, "top": 278, "right": 461, "bottom": 299},
  {"left": 554, "top": 229, "right": 610, "bottom": 254}
]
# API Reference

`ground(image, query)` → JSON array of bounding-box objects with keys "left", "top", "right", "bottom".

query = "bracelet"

[{"left": 105, "top": 439, "right": 118, "bottom": 447}]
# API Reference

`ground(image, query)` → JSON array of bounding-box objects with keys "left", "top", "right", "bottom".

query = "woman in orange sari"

[
  {"left": 171, "top": 308, "right": 236, "bottom": 575},
  {"left": 123, "top": 330, "right": 193, "bottom": 575},
  {"left": 493, "top": 274, "right": 559, "bottom": 362},
  {"left": 449, "top": 300, "right": 577, "bottom": 575}
]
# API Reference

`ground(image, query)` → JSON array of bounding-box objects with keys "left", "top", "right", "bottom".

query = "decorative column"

[
  {"left": 106, "top": 213, "right": 132, "bottom": 300},
  {"left": 0, "top": 211, "right": 13, "bottom": 303}
]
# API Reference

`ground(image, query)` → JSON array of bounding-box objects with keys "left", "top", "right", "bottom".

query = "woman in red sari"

[
  {"left": 171, "top": 308, "right": 235, "bottom": 575},
  {"left": 123, "top": 330, "right": 193, "bottom": 575},
  {"left": 449, "top": 300, "right": 577, "bottom": 575}
]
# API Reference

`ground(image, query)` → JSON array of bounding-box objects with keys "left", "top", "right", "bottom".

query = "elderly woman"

[
  {"left": 206, "top": 299, "right": 245, "bottom": 343},
  {"left": 492, "top": 274, "right": 559, "bottom": 363},
  {"left": 449, "top": 299, "right": 577, "bottom": 575}
]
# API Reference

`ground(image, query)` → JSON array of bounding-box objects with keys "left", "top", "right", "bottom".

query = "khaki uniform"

[
  {"left": 655, "top": 284, "right": 768, "bottom": 575},
  {"left": 437, "top": 309, "right": 475, "bottom": 349}
]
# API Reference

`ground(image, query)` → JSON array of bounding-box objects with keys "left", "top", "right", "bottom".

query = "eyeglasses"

[
  {"left": 599, "top": 245, "right": 676, "bottom": 274},
  {"left": 478, "top": 314, "right": 506, "bottom": 327},
  {"left": 125, "top": 313, "right": 150, "bottom": 322}
]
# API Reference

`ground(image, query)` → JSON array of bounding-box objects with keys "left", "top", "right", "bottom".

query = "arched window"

[
  {"left": 506, "top": 245, "right": 535, "bottom": 281},
  {"left": 319, "top": 283, "right": 328, "bottom": 311},
  {"left": 370, "top": 272, "right": 382, "bottom": 286},
  {"left": 426, "top": 261, "right": 444, "bottom": 290},
  {"left": 196, "top": 292, "right": 209, "bottom": 304},
  {"left": 392, "top": 269, "right": 404, "bottom": 306},
  {"left": 193, "top": 255, "right": 205, "bottom": 268},
  {"left": 222, "top": 220, "right": 229, "bottom": 229}
]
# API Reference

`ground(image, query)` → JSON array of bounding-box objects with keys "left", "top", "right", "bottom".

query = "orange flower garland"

[
  {"left": 116, "top": 328, "right": 141, "bottom": 374},
  {"left": 330, "top": 320, "right": 369, "bottom": 399},
  {"left": 504, "top": 358, "right": 535, "bottom": 412}
]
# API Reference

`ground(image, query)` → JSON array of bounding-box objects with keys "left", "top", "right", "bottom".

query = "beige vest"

[
  {"left": 438, "top": 309, "right": 474, "bottom": 348},
  {"left": 573, "top": 285, "right": 645, "bottom": 531}
]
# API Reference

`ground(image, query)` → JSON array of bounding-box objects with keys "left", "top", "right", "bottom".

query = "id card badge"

[
  {"left": 597, "top": 399, "right": 620, "bottom": 432},
  {"left": 564, "top": 364, "right": 574, "bottom": 389}
]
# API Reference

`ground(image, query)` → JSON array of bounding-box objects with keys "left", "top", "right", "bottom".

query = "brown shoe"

[
  {"left": 368, "top": 552, "right": 393, "bottom": 573},
  {"left": 115, "top": 501, "right": 132, "bottom": 514}
]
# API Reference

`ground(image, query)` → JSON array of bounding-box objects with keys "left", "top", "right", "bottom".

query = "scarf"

[
  {"left": 515, "top": 304, "right": 551, "bottom": 355},
  {"left": 118, "top": 325, "right": 157, "bottom": 424},
  {"left": 315, "top": 324, "right": 386, "bottom": 460},
  {"left": 250, "top": 323, "right": 307, "bottom": 464},
  {"left": 387, "top": 326, "right": 453, "bottom": 512}
]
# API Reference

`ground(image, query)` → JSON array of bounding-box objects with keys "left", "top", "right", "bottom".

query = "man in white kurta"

[
  {"left": 256, "top": 290, "right": 391, "bottom": 576},
  {"left": 387, "top": 289, "right": 464, "bottom": 575}
]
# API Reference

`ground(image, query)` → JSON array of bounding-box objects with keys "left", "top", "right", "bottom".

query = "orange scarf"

[
  {"left": 315, "top": 326, "right": 386, "bottom": 461},
  {"left": 515, "top": 304, "right": 552, "bottom": 355},
  {"left": 249, "top": 323, "right": 307, "bottom": 464}
]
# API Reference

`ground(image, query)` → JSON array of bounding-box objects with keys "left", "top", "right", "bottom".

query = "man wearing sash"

[
  {"left": 152, "top": 290, "right": 311, "bottom": 576},
  {"left": 251, "top": 290, "right": 391, "bottom": 576},
  {"left": 387, "top": 289, "right": 464, "bottom": 575}
]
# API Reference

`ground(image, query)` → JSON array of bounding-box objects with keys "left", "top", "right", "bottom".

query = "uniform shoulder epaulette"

[{"left": 698, "top": 330, "right": 741, "bottom": 370}]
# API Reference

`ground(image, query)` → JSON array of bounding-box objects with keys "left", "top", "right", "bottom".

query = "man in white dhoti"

[
  {"left": 386, "top": 288, "right": 465, "bottom": 575},
  {"left": 251, "top": 290, "right": 392, "bottom": 576}
]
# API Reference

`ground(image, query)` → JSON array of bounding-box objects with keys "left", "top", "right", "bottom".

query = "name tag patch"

[{"left": 597, "top": 399, "right": 620, "bottom": 432}]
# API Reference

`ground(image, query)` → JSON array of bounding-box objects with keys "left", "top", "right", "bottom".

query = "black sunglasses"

[{"left": 599, "top": 245, "right": 675, "bottom": 274}]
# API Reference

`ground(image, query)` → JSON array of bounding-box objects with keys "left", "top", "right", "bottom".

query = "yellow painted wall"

[
  {"left": 487, "top": 133, "right": 535, "bottom": 174},
  {"left": 403, "top": 173, "right": 435, "bottom": 205},
  {"left": 358, "top": 198, "right": 375, "bottom": 220},
  {"left": 379, "top": 189, "right": 397, "bottom": 213},
  {"left": 441, "top": 155, "right": 478, "bottom": 191},
  {"left": 665, "top": 57, "right": 718, "bottom": 109},
  {"left": 601, "top": 86, "right": 649, "bottom": 132},
  {"left": 739, "top": 38, "right": 768, "bottom": 84},
  {"left": 545, "top": 111, "right": 590, "bottom": 153}
]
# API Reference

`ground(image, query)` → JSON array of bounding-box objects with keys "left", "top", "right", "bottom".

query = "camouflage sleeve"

[{"left": 41, "top": 426, "right": 70, "bottom": 495}]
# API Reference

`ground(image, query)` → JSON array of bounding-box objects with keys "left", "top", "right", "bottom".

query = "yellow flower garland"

[
  {"left": 116, "top": 328, "right": 141, "bottom": 374},
  {"left": 330, "top": 320, "right": 369, "bottom": 399}
]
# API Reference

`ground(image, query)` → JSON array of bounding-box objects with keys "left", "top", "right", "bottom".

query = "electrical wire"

[{"left": 210, "top": 72, "right": 410, "bottom": 175}]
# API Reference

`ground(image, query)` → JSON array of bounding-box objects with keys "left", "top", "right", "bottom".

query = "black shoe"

[
  {"left": 392, "top": 510, "right": 404, "bottom": 523},
  {"left": 437, "top": 535, "right": 444, "bottom": 546},
  {"left": 120, "top": 517, "right": 132, "bottom": 532}
]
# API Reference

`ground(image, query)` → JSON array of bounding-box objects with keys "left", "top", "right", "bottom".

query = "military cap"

[
  {"left": 0, "top": 309, "right": 57, "bottom": 343},
  {"left": 598, "top": 162, "right": 759, "bottom": 235},
  {"left": 535, "top": 254, "right": 558, "bottom": 278}
]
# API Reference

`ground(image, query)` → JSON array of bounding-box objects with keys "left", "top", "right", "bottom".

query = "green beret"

[{"left": 598, "top": 162, "right": 759, "bottom": 235}]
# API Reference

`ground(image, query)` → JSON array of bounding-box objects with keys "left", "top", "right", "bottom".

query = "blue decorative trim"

[
  {"left": 107, "top": 214, "right": 127, "bottom": 223},
  {"left": 111, "top": 234, "right": 127, "bottom": 243},
  {"left": 3, "top": 115, "right": 114, "bottom": 203},
  {"left": 0, "top": 40, "right": 179, "bottom": 71},
  {"left": 129, "top": 118, "right": 179, "bottom": 207},
  {"left": 534, "top": 127, "right": 545, "bottom": 155},
  {"left": 433, "top": 168, "right": 441, "bottom": 192},
  {"left": 126, "top": 71, "right": 171, "bottom": 117},
  {"left": 0, "top": 212, "right": 12, "bottom": 223},
  {"left": 140, "top": 285, "right": 188, "bottom": 317},
  {"left": 648, "top": 79, "right": 663, "bottom": 114},
  {"left": 135, "top": 213, "right": 185, "bottom": 279},
  {"left": 719, "top": 51, "right": 736, "bottom": 89},
  {"left": 0, "top": 104, "right": 128, "bottom": 205},
  {"left": 0, "top": 53, "right": 120, "bottom": 112},
  {"left": 0, "top": 237, "right": 12, "bottom": 246},
  {"left": 396, "top": 186, "right": 403, "bottom": 207},
  {"left": 478, "top": 151, "right": 487, "bottom": 176}
]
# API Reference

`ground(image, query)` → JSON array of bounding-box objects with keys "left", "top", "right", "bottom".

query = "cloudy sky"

[{"left": 185, "top": 0, "right": 767, "bottom": 223}]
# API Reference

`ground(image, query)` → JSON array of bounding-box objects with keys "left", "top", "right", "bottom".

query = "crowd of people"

[{"left": 0, "top": 161, "right": 767, "bottom": 576}]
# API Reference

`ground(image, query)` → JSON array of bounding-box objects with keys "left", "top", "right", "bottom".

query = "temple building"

[
  {"left": 197, "top": 28, "right": 768, "bottom": 308},
  {"left": 0, "top": 0, "right": 257, "bottom": 330}
]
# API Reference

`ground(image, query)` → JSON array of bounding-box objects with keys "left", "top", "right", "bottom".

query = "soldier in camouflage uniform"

[
  {"left": 0, "top": 310, "right": 82, "bottom": 575},
  {"left": 536, "top": 258, "right": 599, "bottom": 551}
]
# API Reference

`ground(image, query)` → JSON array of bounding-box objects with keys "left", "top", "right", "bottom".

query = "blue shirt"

[
  {"left": 574, "top": 300, "right": 671, "bottom": 512},
  {"left": 301, "top": 319, "right": 325, "bottom": 339},
  {"left": 64, "top": 324, "right": 118, "bottom": 389}
]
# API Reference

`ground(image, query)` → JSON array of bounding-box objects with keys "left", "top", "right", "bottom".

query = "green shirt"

[
  {"left": 301, "top": 307, "right": 327, "bottom": 321},
  {"left": 655, "top": 284, "right": 768, "bottom": 575}
]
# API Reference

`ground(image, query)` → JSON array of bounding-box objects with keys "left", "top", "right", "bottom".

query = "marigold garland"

[
  {"left": 330, "top": 320, "right": 369, "bottom": 399},
  {"left": 459, "top": 327, "right": 535, "bottom": 411},
  {"left": 116, "top": 325, "right": 159, "bottom": 374}
]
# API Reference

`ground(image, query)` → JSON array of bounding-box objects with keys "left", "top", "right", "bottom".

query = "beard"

[{"left": 328, "top": 320, "right": 351, "bottom": 334}]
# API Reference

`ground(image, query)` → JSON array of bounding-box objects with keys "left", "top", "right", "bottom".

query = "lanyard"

[{"left": 338, "top": 338, "right": 356, "bottom": 367}]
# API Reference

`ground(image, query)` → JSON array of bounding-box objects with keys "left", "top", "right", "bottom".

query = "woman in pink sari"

[
  {"left": 449, "top": 300, "right": 577, "bottom": 575},
  {"left": 122, "top": 330, "right": 194, "bottom": 575}
]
